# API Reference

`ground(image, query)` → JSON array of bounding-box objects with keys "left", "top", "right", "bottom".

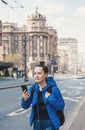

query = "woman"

[{"left": 21, "top": 64, "right": 65, "bottom": 130}]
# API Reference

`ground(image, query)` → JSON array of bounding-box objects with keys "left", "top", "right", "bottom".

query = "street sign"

[{"left": 50, "top": 60, "right": 56, "bottom": 65}]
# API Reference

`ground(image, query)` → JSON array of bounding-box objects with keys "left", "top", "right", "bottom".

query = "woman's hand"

[
  {"left": 22, "top": 90, "right": 30, "bottom": 102},
  {"left": 45, "top": 91, "right": 51, "bottom": 98}
]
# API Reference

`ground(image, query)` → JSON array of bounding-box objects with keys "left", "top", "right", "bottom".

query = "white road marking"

[
  {"left": 80, "top": 82, "right": 85, "bottom": 85},
  {"left": 76, "top": 96, "right": 82, "bottom": 99},
  {"left": 69, "top": 86, "right": 85, "bottom": 90},
  {"left": 61, "top": 90, "right": 67, "bottom": 93},
  {"left": 66, "top": 90, "right": 80, "bottom": 95},
  {"left": 7, "top": 108, "right": 31, "bottom": 117},
  {"left": 64, "top": 97, "right": 79, "bottom": 102}
]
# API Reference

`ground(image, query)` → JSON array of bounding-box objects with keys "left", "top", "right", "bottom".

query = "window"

[
  {"left": 22, "top": 35, "right": 26, "bottom": 41},
  {"left": 33, "top": 49, "right": 37, "bottom": 54},
  {"left": 3, "top": 36, "right": 8, "bottom": 40},
  {"left": 14, "top": 36, "right": 18, "bottom": 41},
  {"left": 40, "top": 48, "right": 43, "bottom": 53},
  {"left": 32, "top": 36, "right": 37, "bottom": 41},
  {"left": 40, "top": 36, "right": 43, "bottom": 40},
  {"left": 33, "top": 42, "right": 37, "bottom": 48},
  {"left": 14, "top": 42, "right": 18, "bottom": 46},
  {"left": 14, "top": 36, "right": 18, "bottom": 47},
  {"left": 40, "top": 42, "right": 43, "bottom": 47}
]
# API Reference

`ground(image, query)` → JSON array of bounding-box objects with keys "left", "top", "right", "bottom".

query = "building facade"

[
  {"left": 58, "top": 49, "right": 68, "bottom": 74},
  {"left": 78, "top": 52, "right": 85, "bottom": 75},
  {"left": 2, "top": 10, "right": 58, "bottom": 76},
  {"left": 58, "top": 38, "right": 78, "bottom": 75}
]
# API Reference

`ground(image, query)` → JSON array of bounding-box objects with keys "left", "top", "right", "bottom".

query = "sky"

[{"left": 0, "top": 0, "right": 85, "bottom": 52}]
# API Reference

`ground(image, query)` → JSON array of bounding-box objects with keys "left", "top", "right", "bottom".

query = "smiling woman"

[{"left": 21, "top": 64, "right": 65, "bottom": 130}]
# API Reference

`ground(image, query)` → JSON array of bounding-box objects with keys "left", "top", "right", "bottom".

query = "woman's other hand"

[{"left": 45, "top": 91, "right": 51, "bottom": 98}]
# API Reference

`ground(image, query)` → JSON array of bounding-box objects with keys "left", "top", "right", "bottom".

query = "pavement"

[{"left": 60, "top": 96, "right": 85, "bottom": 130}]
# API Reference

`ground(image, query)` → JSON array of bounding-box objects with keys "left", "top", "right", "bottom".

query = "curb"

[{"left": 60, "top": 96, "right": 85, "bottom": 130}]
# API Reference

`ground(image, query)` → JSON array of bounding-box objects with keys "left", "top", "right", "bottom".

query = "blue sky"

[{"left": 0, "top": 0, "right": 85, "bottom": 52}]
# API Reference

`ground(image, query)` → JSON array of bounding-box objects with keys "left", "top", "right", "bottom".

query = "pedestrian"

[{"left": 21, "top": 64, "right": 65, "bottom": 130}]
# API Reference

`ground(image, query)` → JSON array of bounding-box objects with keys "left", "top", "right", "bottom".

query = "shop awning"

[{"left": 0, "top": 62, "right": 13, "bottom": 71}]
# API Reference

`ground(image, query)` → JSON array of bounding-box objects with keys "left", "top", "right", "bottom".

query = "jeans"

[{"left": 33, "top": 119, "right": 57, "bottom": 130}]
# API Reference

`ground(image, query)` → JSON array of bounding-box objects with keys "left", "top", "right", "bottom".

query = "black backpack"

[{"left": 47, "top": 87, "right": 65, "bottom": 126}]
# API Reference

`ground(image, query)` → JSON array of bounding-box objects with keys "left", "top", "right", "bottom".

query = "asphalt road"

[{"left": 0, "top": 77, "right": 85, "bottom": 130}]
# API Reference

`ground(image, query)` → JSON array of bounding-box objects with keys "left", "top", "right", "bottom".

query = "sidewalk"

[
  {"left": 69, "top": 96, "right": 85, "bottom": 130},
  {"left": 54, "top": 73, "right": 70, "bottom": 80},
  {"left": 60, "top": 96, "right": 85, "bottom": 130}
]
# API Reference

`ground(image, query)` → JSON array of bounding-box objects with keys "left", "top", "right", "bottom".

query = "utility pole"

[
  {"left": 22, "top": 35, "right": 28, "bottom": 81},
  {"left": 0, "top": 21, "right": 2, "bottom": 46}
]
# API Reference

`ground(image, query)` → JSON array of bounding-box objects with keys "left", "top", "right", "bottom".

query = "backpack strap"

[
  {"left": 46, "top": 86, "right": 65, "bottom": 126},
  {"left": 46, "top": 86, "right": 52, "bottom": 93}
]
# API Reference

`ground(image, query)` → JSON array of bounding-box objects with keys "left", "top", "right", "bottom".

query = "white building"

[
  {"left": 2, "top": 10, "right": 58, "bottom": 76},
  {"left": 58, "top": 38, "right": 78, "bottom": 75}
]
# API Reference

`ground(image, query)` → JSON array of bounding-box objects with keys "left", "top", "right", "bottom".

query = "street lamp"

[{"left": 22, "top": 35, "right": 28, "bottom": 81}]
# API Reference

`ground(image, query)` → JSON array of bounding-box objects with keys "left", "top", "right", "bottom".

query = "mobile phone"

[{"left": 21, "top": 85, "right": 28, "bottom": 92}]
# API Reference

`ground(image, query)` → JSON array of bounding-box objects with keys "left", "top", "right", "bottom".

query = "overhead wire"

[
  {"left": 1, "top": 0, "right": 24, "bottom": 8},
  {"left": 1, "top": 0, "right": 8, "bottom": 5},
  {"left": 13, "top": 0, "right": 24, "bottom": 8},
  {"left": 1, "top": 0, "right": 27, "bottom": 25}
]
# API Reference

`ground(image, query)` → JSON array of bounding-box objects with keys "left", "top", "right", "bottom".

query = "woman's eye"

[
  {"left": 34, "top": 72, "right": 36, "bottom": 75},
  {"left": 34, "top": 72, "right": 41, "bottom": 75},
  {"left": 38, "top": 72, "right": 41, "bottom": 75}
]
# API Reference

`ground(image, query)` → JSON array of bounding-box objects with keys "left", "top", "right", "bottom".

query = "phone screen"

[{"left": 21, "top": 85, "right": 28, "bottom": 92}]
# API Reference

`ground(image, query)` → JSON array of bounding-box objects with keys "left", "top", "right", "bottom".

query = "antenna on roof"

[{"left": 36, "top": 7, "right": 38, "bottom": 13}]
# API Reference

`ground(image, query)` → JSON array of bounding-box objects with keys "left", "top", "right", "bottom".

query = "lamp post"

[{"left": 22, "top": 35, "right": 28, "bottom": 81}]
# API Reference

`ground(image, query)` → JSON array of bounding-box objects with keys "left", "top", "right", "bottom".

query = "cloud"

[
  {"left": 68, "top": 19, "right": 76, "bottom": 24},
  {"left": 38, "top": 1, "right": 66, "bottom": 14},
  {"left": 46, "top": 3, "right": 66, "bottom": 14},
  {"left": 54, "top": 17, "right": 66, "bottom": 25},
  {"left": 50, "top": 17, "right": 76, "bottom": 27},
  {"left": 75, "top": 6, "right": 85, "bottom": 16}
]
